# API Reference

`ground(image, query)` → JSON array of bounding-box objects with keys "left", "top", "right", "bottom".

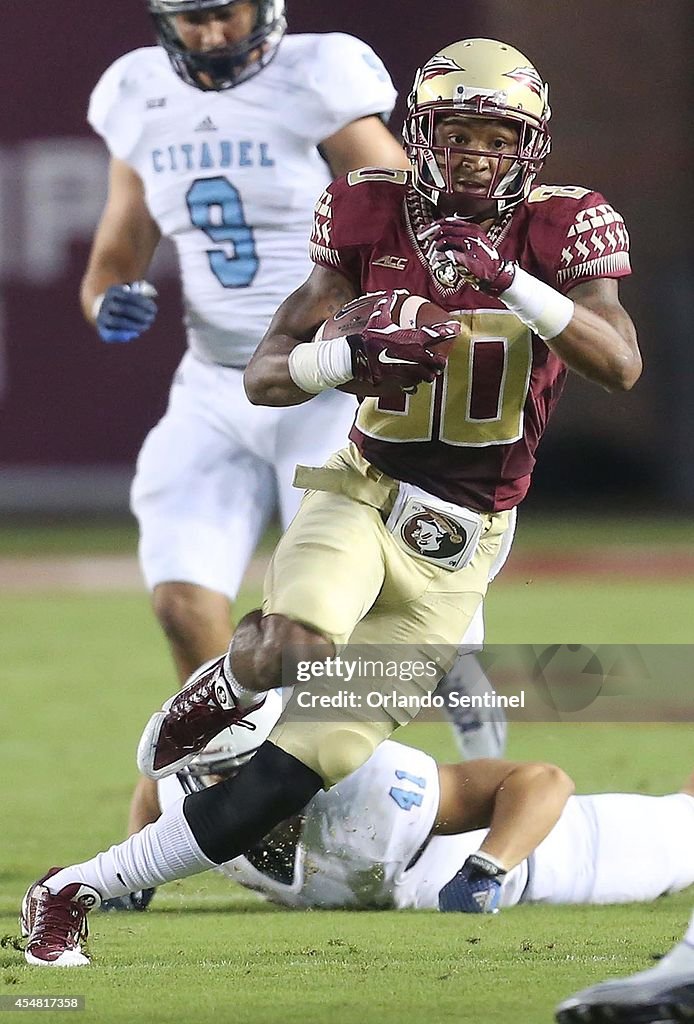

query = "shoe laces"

[
  {"left": 173, "top": 664, "right": 236, "bottom": 717},
  {"left": 31, "top": 890, "right": 88, "bottom": 950},
  {"left": 175, "top": 686, "right": 217, "bottom": 716}
]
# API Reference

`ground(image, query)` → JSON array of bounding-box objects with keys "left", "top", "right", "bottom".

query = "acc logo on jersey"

[{"left": 372, "top": 255, "right": 408, "bottom": 271}]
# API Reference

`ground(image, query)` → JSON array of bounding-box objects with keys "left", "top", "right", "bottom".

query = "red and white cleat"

[
  {"left": 137, "top": 655, "right": 265, "bottom": 780},
  {"left": 21, "top": 868, "right": 101, "bottom": 967}
]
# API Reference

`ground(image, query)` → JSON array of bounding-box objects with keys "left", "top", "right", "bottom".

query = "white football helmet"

[
  {"left": 403, "top": 38, "right": 551, "bottom": 214},
  {"left": 147, "top": 0, "right": 286, "bottom": 91}
]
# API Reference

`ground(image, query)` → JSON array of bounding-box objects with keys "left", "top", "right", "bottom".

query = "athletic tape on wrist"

[
  {"left": 500, "top": 267, "right": 574, "bottom": 341},
  {"left": 470, "top": 850, "right": 508, "bottom": 876},
  {"left": 91, "top": 293, "right": 105, "bottom": 321},
  {"left": 287, "top": 338, "right": 353, "bottom": 394}
]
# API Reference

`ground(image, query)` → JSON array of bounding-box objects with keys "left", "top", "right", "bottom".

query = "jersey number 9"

[{"left": 186, "top": 176, "right": 259, "bottom": 288}]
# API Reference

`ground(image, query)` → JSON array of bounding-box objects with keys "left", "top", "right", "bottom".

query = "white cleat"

[{"left": 556, "top": 965, "right": 694, "bottom": 1023}]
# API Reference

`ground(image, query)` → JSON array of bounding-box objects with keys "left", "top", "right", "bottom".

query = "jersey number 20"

[{"left": 186, "top": 176, "right": 258, "bottom": 288}]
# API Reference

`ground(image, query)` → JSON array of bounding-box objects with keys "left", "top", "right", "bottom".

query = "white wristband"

[
  {"left": 475, "top": 850, "right": 508, "bottom": 874},
  {"left": 500, "top": 267, "right": 574, "bottom": 341},
  {"left": 287, "top": 337, "right": 354, "bottom": 394}
]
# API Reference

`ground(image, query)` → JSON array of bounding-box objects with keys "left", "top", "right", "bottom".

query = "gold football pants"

[{"left": 266, "top": 444, "right": 511, "bottom": 785}]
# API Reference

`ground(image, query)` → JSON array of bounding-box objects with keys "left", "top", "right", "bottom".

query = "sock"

[
  {"left": 653, "top": 911, "right": 694, "bottom": 973},
  {"left": 45, "top": 800, "right": 215, "bottom": 900},
  {"left": 223, "top": 652, "right": 264, "bottom": 709},
  {"left": 437, "top": 655, "right": 507, "bottom": 759}
]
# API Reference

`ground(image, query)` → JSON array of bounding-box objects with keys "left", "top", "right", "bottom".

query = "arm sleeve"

[
  {"left": 304, "top": 33, "right": 398, "bottom": 143},
  {"left": 556, "top": 192, "right": 631, "bottom": 292}
]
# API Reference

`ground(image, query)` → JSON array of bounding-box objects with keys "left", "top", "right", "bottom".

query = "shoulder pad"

[
  {"left": 294, "top": 32, "right": 397, "bottom": 143},
  {"left": 87, "top": 48, "right": 164, "bottom": 160},
  {"left": 523, "top": 184, "right": 631, "bottom": 290}
]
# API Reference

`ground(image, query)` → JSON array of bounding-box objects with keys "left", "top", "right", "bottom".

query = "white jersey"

[
  {"left": 222, "top": 740, "right": 445, "bottom": 908},
  {"left": 88, "top": 35, "right": 397, "bottom": 367},
  {"left": 158, "top": 740, "right": 694, "bottom": 910}
]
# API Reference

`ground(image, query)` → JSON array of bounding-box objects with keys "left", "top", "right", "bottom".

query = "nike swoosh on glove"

[
  {"left": 346, "top": 292, "right": 457, "bottom": 388},
  {"left": 428, "top": 219, "right": 516, "bottom": 295},
  {"left": 438, "top": 852, "right": 507, "bottom": 913},
  {"left": 95, "top": 282, "right": 158, "bottom": 343}
]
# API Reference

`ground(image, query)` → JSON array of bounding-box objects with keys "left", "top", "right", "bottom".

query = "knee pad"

[{"left": 314, "top": 727, "right": 382, "bottom": 789}]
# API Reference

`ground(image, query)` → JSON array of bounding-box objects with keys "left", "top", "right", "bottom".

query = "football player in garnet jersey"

[
  {"left": 79, "top": 0, "right": 411, "bottom": 844},
  {"left": 22, "top": 39, "right": 642, "bottom": 967}
]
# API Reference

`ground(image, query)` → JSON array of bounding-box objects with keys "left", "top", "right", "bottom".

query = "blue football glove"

[
  {"left": 100, "top": 887, "right": 156, "bottom": 912},
  {"left": 94, "top": 281, "right": 158, "bottom": 343},
  {"left": 438, "top": 852, "right": 507, "bottom": 913}
]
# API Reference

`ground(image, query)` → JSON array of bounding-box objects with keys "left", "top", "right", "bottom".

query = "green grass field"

[{"left": 1, "top": 517, "right": 692, "bottom": 1022}]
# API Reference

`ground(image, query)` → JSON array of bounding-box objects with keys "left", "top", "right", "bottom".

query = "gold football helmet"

[{"left": 403, "top": 38, "right": 551, "bottom": 213}]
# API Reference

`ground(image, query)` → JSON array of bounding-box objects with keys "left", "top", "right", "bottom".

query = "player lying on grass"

[
  {"left": 19, "top": 696, "right": 694, "bottom": 964},
  {"left": 149, "top": 695, "right": 694, "bottom": 914}
]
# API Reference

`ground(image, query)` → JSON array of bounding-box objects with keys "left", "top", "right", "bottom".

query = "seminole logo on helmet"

[
  {"left": 420, "top": 55, "right": 464, "bottom": 83},
  {"left": 401, "top": 510, "right": 468, "bottom": 560},
  {"left": 503, "top": 65, "right": 545, "bottom": 98}
]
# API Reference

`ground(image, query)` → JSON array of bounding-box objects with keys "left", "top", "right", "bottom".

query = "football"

[
  {"left": 316, "top": 289, "right": 454, "bottom": 344},
  {"left": 314, "top": 290, "right": 458, "bottom": 397}
]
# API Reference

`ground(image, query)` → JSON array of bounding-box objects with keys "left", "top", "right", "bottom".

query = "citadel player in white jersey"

[
  {"left": 81, "top": 0, "right": 407, "bottom": 692},
  {"left": 79, "top": 0, "right": 412, "bottom": 840},
  {"left": 152, "top": 696, "right": 694, "bottom": 915},
  {"left": 20, "top": 696, "right": 694, "bottom": 964}
]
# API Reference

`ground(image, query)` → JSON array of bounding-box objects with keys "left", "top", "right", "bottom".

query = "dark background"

[{"left": 1, "top": 0, "right": 692, "bottom": 512}]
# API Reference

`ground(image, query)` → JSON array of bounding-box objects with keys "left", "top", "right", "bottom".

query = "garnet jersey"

[
  {"left": 88, "top": 36, "right": 396, "bottom": 367},
  {"left": 310, "top": 171, "right": 631, "bottom": 511}
]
